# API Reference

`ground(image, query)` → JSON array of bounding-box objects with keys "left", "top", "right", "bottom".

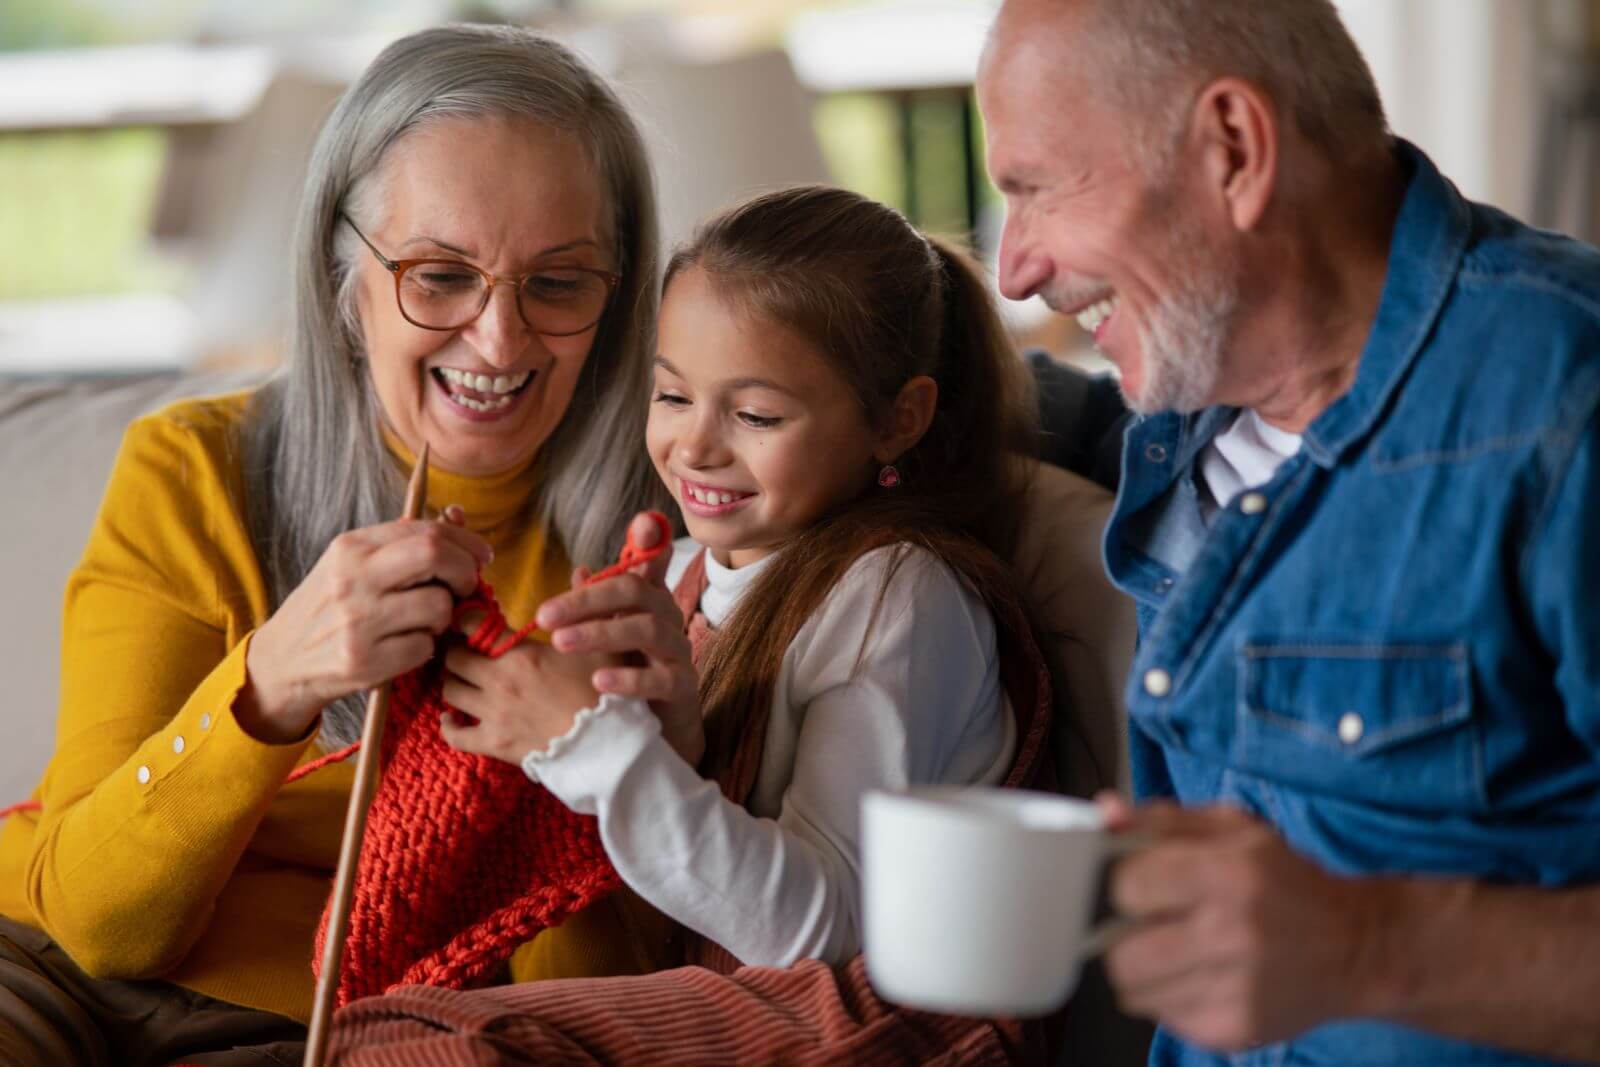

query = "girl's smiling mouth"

[{"left": 678, "top": 476, "right": 755, "bottom": 517}]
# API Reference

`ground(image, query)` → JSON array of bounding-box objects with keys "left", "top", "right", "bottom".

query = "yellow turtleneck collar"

[{"left": 380, "top": 425, "right": 543, "bottom": 539}]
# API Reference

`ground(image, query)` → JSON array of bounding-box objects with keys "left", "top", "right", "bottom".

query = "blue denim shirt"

[{"left": 1105, "top": 142, "right": 1600, "bottom": 1067}]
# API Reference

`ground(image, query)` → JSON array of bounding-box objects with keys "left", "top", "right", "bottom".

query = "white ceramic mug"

[{"left": 861, "top": 786, "right": 1135, "bottom": 1017}]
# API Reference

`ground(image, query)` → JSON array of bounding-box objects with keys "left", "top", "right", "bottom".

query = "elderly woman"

[{"left": 0, "top": 25, "right": 687, "bottom": 1065}]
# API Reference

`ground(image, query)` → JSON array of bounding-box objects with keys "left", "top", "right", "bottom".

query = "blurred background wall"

[{"left": 0, "top": 0, "right": 1596, "bottom": 376}]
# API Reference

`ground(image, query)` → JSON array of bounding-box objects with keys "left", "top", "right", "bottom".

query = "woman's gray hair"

[
  {"left": 1082, "top": 0, "right": 1389, "bottom": 174},
  {"left": 242, "top": 24, "right": 667, "bottom": 745}
]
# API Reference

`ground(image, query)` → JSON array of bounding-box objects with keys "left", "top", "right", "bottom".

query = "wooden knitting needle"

[{"left": 304, "top": 442, "right": 430, "bottom": 1067}]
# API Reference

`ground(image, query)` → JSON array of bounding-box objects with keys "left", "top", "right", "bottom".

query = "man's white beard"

[{"left": 1123, "top": 214, "right": 1241, "bottom": 416}]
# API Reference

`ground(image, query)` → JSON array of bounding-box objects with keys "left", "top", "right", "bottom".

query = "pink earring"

[{"left": 877, "top": 464, "right": 901, "bottom": 489}]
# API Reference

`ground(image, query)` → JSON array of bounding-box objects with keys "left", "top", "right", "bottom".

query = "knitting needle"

[{"left": 304, "top": 441, "right": 430, "bottom": 1067}]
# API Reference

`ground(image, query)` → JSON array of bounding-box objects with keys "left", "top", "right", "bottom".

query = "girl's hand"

[
  {"left": 240, "top": 517, "right": 493, "bottom": 744},
  {"left": 437, "top": 639, "right": 618, "bottom": 764},
  {"left": 533, "top": 512, "right": 704, "bottom": 765}
]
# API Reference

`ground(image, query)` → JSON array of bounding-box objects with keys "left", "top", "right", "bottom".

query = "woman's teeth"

[
  {"left": 437, "top": 367, "right": 531, "bottom": 395},
  {"left": 454, "top": 393, "right": 512, "bottom": 412},
  {"left": 435, "top": 367, "right": 532, "bottom": 412},
  {"left": 1076, "top": 296, "right": 1118, "bottom": 335}
]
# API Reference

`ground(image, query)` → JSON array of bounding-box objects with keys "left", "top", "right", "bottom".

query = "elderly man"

[{"left": 980, "top": 1, "right": 1600, "bottom": 1065}]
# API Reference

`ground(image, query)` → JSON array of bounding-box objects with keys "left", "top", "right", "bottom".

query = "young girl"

[{"left": 439, "top": 185, "right": 1053, "bottom": 970}]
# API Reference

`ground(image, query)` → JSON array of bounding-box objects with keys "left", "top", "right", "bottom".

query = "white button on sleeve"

[
  {"left": 136, "top": 765, "right": 151, "bottom": 785},
  {"left": 200, "top": 713, "right": 212, "bottom": 730},
  {"left": 1144, "top": 668, "right": 1173, "bottom": 698},
  {"left": 172, "top": 735, "right": 185, "bottom": 754}
]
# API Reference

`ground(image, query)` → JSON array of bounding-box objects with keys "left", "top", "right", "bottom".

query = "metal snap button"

[
  {"left": 1143, "top": 668, "right": 1173, "bottom": 698},
  {"left": 1338, "top": 712, "right": 1365, "bottom": 745}
]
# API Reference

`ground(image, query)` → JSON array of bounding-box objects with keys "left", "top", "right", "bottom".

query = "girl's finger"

[
  {"left": 440, "top": 676, "right": 485, "bottom": 716},
  {"left": 537, "top": 573, "right": 674, "bottom": 630},
  {"left": 553, "top": 614, "right": 689, "bottom": 662},
  {"left": 623, "top": 511, "right": 674, "bottom": 589},
  {"left": 593, "top": 664, "right": 679, "bottom": 701},
  {"left": 443, "top": 646, "right": 493, "bottom": 688},
  {"left": 438, "top": 710, "right": 483, "bottom": 753}
]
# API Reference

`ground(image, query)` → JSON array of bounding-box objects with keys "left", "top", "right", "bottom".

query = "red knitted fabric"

[
  {"left": 310, "top": 578, "right": 622, "bottom": 1008},
  {"left": 311, "top": 514, "right": 673, "bottom": 1008}
]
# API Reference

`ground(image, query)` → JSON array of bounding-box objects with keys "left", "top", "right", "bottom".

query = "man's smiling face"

[{"left": 978, "top": 9, "right": 1244, "bottom": 415}]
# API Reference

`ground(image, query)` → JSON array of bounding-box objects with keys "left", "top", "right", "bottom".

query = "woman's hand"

[
  {"left": 533, "top": 512, "right": 704, "bottom": 765},
  {"left": 239, "top": 517, "right": 493, "bottom": 744},
  {"left": 437, "top": 639, "right": 618, "bottom": 764}
]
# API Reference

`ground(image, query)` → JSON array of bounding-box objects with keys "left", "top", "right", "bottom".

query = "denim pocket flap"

[{"left": 1236, "top": 643, "right": 1482, "bottom": 811}]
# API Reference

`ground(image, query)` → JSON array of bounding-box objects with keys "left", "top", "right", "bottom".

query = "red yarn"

[{"left": 311, "top": 513, "right": 672, "bottom": 1007}]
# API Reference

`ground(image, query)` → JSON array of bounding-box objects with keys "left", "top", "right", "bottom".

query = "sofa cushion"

[
  {"left": 1012, "top": 460, "right": 1135, "bottom": 797},
  {"left": 0, "top": 371, "right": 262, "bottom": 799}
]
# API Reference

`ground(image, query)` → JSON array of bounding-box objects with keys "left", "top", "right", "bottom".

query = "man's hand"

[{"left": 1097, "top": 794, "right": 1389, "bottom": 1052}]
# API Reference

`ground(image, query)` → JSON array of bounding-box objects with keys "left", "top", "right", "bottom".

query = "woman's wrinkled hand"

[
  {"left": 239, "top": 516, "right": 493, "bottom": 744},
  {"left": 437, "top": 639, "right": 618, "bottom": 764},
  {"left": 532, "top": 512, "right": 704, "bottom": 765}
]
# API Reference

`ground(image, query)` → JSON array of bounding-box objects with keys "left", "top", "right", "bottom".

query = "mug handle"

[{"left": 1075, "top": 832, "right": 1148, "bottom": 961}]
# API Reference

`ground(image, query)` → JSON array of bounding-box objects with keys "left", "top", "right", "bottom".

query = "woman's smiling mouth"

[{"left": 430, "top": 366, "right": 538, "bottom": 421}]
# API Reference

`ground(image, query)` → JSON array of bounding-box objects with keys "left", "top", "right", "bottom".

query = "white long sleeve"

[{"left": 526, "top": 544, "right": 1016, "bottom": 968}]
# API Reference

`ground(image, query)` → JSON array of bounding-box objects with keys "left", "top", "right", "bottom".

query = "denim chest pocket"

[{"left": 1233, "top": 643, "right": 1485, "bottom": 814}]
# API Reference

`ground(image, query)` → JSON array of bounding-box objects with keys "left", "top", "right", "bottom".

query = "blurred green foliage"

[
  {"left": 814, "top": 89, "right": 999, "bottom": 250},
  {"left": 0, "top": 129, "right": 180, "bottom": 300}
]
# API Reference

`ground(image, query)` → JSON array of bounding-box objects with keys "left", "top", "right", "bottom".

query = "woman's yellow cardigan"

[{"left": 0, "top": 391, "right": 655, "bottom": 1023}]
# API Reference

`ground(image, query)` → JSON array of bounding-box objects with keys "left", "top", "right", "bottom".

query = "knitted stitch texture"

[
  {"left": 312, "top": 513, "right": 673, "bottom": 1007},
  {"left": 310, "top": 578, "right": 621, "bottom": 1008}
]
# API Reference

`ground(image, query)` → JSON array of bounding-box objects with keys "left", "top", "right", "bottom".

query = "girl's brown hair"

[{"left": 663, "top": 185, "right": 1041, "bottom": 786}]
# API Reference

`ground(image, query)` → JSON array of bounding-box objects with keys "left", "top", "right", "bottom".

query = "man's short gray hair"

[{"left": 1083, "top": 0, "right": 1389, "bottom": 171}]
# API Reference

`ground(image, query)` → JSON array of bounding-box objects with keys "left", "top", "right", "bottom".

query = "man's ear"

[
  {"left": 1188, "top": 76, "right": 1279, "bottom": 233},
  {"left": 875, "top": 375, "right": 939, "bottom": 464}
]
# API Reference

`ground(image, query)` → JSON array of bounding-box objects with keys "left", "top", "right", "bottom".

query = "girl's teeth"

[{"left": 687, "top": 484, "right": 743, "bottom": 506}]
